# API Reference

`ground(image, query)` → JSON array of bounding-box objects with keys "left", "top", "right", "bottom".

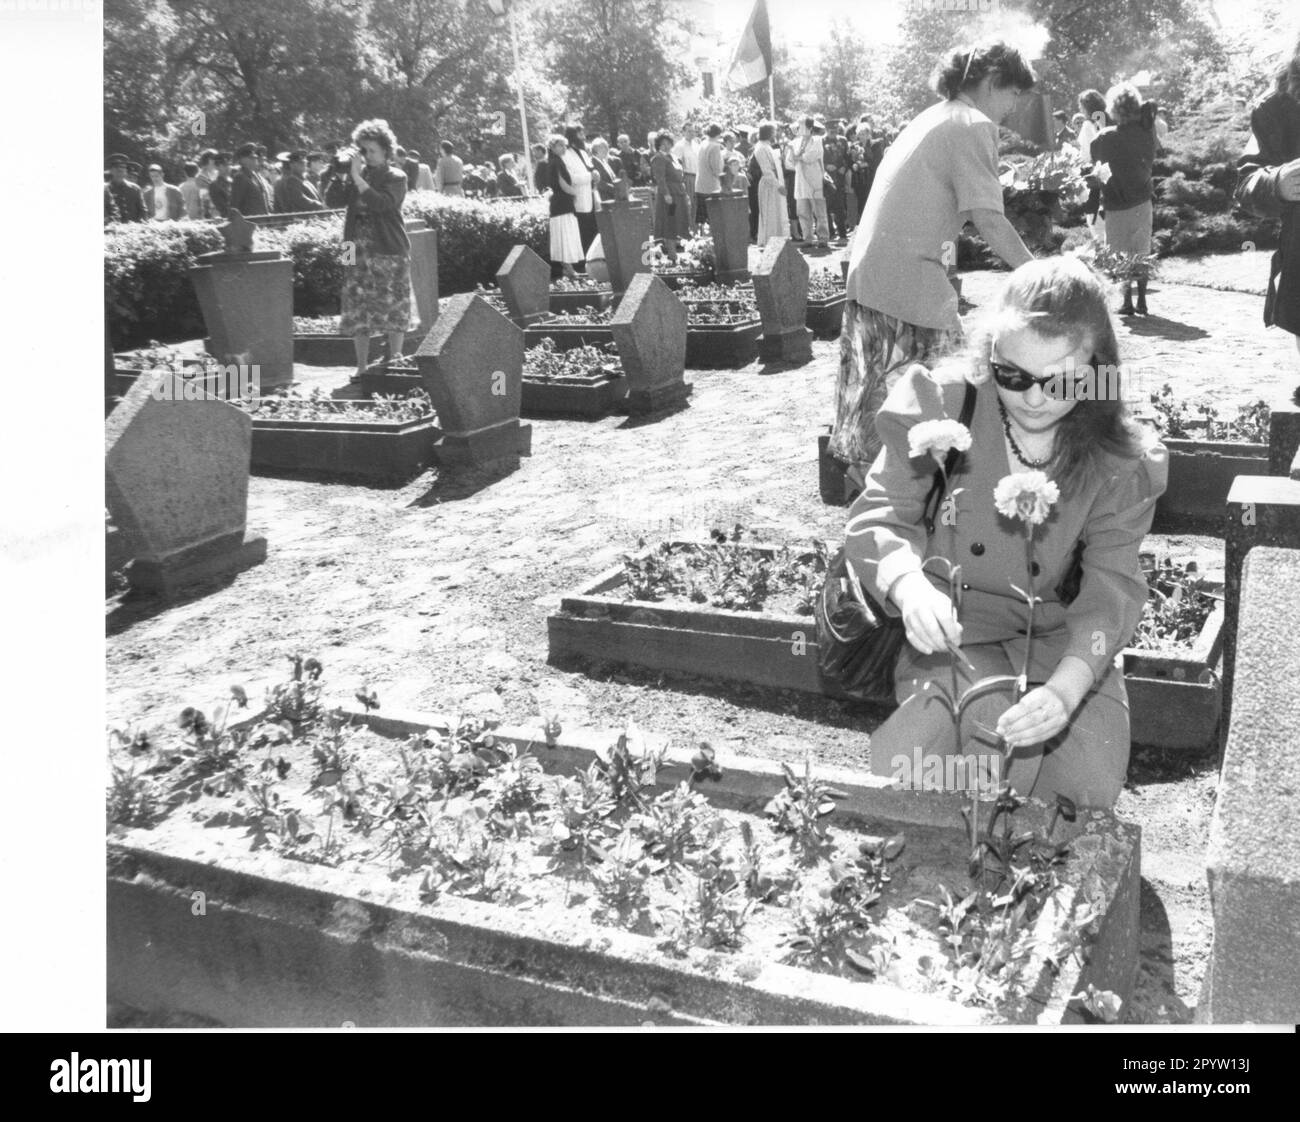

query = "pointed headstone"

[
  {"left": 415, "top": 293, "right": 532, "bottom": 471},
  {"left": 105, "top": 371, "right": 266, "bottom": 596},
  {"left": 706, "top": 195, "right": 751, "bottom": 283},
  {"left": 753, "top": 237, "right": 813, "bottom": 365},
  {"left": 495, "top": 245, "right": 551, "bottom": 325},
  {"left": 609, "top": 273, "right": 690, "bottom": 414},
  {"left": 595, "top": 201, "right": 652, "bottom": 293}
]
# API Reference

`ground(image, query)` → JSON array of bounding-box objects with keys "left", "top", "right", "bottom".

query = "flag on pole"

[{"left": 726, "top": 0, "right": 773, "bottom": 90}]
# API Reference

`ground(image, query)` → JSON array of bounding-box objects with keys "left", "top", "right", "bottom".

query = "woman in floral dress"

[{"left": 338, "top": 119, "right": 415, "bottom": 378}]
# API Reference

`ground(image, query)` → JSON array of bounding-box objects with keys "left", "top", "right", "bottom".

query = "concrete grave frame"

[
  {"left": 107, "top": 705, "right": 1139, "bottom": 1027},
  {"left": 547, "top": 539, "right": 1225, "bottom": 751}
]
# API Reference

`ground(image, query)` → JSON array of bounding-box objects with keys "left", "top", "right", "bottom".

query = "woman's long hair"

[
  {"left": 951, "top": 256, "right": 1152, "bottom": 500},
  {"left": 1275, "top": 35, "right": 1300, "bottom": 101}
]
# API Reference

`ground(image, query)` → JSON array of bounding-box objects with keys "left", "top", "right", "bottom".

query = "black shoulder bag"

[{"left": 815, "top": 383, "right": 977, "bottom": 704}]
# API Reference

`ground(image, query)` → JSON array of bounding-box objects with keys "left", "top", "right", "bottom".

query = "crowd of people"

[{"left": 102, "top": 138, "right": 527, "bottom": 224}]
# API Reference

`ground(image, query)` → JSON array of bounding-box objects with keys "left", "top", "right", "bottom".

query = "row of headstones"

[
  {"left": 497, "top": 235, "right": 813, "bottom": 364},
  {"left": 106, "top": 203, "right": 810, "bottom": 600}
]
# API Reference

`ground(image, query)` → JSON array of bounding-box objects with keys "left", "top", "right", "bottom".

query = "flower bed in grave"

[
  {"left": 523, "top": 306, "right": 617, "bottom": 351},
  {"left": 235, "top": 386, "right": 440, "bottom": 485},
  {"left": 106, "top": 659, "right": 1138, "bottom": 1026},
  {"left": 549, "top": 275, "right": 616, "bottom": 314},
  {"left": 522, "top": 339, "right": 627, "bottom": 418},
  {"left": 1142, "top": 385, "right": 1271, "bottom": 535},
  {"left": 548, "top": 526, "right": 1224, "bottom": 750},
  {"left": 292, "top": 316, "right": 386, "bottom": 366}
]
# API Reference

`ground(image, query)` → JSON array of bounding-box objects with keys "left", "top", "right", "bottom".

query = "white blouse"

[{"left": 562, "top": 148, "right": 596, "bottom": 213}]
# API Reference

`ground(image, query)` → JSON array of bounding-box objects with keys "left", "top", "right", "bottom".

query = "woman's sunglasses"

[{"left": 989, "top": 354, "right": 1099, "bottom": 400}]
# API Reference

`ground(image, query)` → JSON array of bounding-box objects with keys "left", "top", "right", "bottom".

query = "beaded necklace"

[{"left": 998, "top": 397, "right": 1053, "bottom": 469}]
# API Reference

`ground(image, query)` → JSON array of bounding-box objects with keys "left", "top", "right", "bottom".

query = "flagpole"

[
  {"left": 768, "top": 72, "right": 775, "bottom": 121},
  {"left": 508, "top": 4, "right": 534, "bottom": 195}
]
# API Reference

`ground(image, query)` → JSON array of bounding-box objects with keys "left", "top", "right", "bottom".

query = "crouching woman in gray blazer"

[{"left": 845, "top": 256, "right": 1167, "bottom": 809}]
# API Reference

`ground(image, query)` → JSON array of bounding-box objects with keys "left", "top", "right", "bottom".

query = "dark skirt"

[
  {"left": 576, "top": 210, "right": 598, "bottom": 253},
  {"left": 654, "top": 189, "right": 690, "bottom": 240}
]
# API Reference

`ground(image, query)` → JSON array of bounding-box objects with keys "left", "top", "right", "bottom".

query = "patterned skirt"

[
  {"left": 338, "top": 230, "right": 415, "bottom": 336},
  {"left": 831, "top": 300, "right": 962, "bottom": 483}
]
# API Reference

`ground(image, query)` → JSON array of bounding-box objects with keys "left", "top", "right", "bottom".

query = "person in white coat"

[{"left": 754, "top": 121, "right": 789, "bottom": 246}]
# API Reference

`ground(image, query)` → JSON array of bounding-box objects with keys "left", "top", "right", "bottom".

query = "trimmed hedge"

[{"left": 105, "top": 194, "right": 550, "bottom": 350}]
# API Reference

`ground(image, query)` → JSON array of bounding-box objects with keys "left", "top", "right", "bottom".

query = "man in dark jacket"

[
  {"left": 229, "top": 142, "right": 273, "bottom": 216},
  {"left": 104, "top": 153, "right": 145, "bottom": 223},
  {"left": 273, "top": 150, "right": 324, "bottom": 212},
  {"left": 1236, "top": 75, "right": 1300, "bottom": 361}
]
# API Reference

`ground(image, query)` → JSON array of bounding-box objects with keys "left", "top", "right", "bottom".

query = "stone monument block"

[
  {"left": 1201, "top": 546, "right": 1300, "bottom": 1024},
  {"left": 609, "top": 272, "right": 690, "bottom": 414},
  {"left": 1221, "top": 474, "right": 1300, "bottom": 749},
  {"left": 105, "top": 370, "right": 266, "bottom": 596},
  {"left": 595, "top": 202, "right": 652, "bottom": 293},
  {"left": 1268, "top": 396, "right": 1300, "bottom": 478},
  {"left": 407, "top": 220, "right": 440, "bottom": 337},
  {"left": 495, "top": 245, "right": 551, "bottom": 324},
  {"left": 706, "top": 195, "right": 751, "bottom": 283},
  {"left": 189, "top": 209, "right": 294, "bottom": 390},
  {"left": 415, "top": 293, "right": 531, "bottom": 470},
  {"left": 753, "top": 237, "right": 813, "bottom": 365}
]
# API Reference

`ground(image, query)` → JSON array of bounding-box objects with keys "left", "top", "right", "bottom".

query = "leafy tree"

[
  {"left": 680, "top": 90, "right": 766, "bottom": 135},
  {"left": 164, "top": 0, "right": 365, "bottom": 149},
  {"left": 542, "top": 0, "right": 693, "bottom": 144}
]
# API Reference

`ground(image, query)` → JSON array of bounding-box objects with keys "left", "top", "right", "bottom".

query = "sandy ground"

[{"left": 106, "top": 251, "right": 1299, "bottom": 1024}]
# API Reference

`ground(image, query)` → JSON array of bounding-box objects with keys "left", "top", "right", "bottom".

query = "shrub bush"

[
  {"left": 402, "top": 191, "right": 549, "bottom": 294},
  {"left": 104, "top": 221, "right": 224, "bottom": 348},
  {"left": 105, "top": 194, "right": 551, "bottom": 350}
]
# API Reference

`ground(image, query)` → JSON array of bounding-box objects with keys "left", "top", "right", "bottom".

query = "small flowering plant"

[
  {"left": 897, "top": 430, "right": 1063, "bottom": 876},
  {"left": 993, "top": 471, "right": 1061, "bottom": 700}
]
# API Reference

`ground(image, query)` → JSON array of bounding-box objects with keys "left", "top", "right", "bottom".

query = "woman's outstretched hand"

[
  {"left": 997, "top": 685, "right": 1070, "bottom": 748},
  {"left": 893, "top": 571, "right": 962, "bottom": 655}
]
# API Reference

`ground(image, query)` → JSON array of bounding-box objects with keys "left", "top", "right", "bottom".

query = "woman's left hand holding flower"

[{"left": 996, "top": 685, "right": 1070, "bottom": 748}]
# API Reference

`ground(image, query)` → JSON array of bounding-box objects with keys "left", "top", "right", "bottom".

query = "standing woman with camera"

[{"left": 337, "top": 119, "right": 414, "bottom": 379}]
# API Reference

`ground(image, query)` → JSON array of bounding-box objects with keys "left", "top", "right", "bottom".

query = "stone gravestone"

[
  {"left": 495, "top": 245, "right": 550, "bottom": 325},
  {"left": 1201, "top": 546, "right": 1300, "bottom": 1024},
  {"left": 189, "top": 209, "right": 294, "bottom": 391},
  {"left": 609, "top": 272, "right": 690, "bottom": 414},
  {"left": 415, "top": 292, "right": 532, "bottom": 472},
  {"left": 706, "top": 195, "right": 751, "bottom": 283},
  {"left": 407, "top": 218, "right": 439, "bottom": 340},
  {"left": 595, "top": 201, "right": 652, "bottom": 293},
  {"left": 105, "top": 370, "right": 266, "bottom": 597},
  {"left": 753, "top": 237, "right": 813, "bottom": 365}
]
